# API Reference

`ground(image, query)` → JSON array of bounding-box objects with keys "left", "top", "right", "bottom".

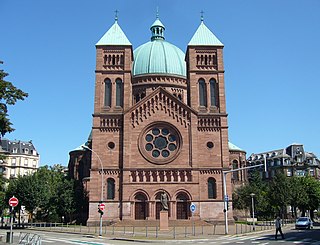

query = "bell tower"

[
  {"left": 186, "top": 17, "right": 229, "bottom": 167},
  {"left": 88, "top": 15, "right": 133, "bottom": 223},
  {"left": 186, "top": 18, "right": 226, "bottom": 114}
]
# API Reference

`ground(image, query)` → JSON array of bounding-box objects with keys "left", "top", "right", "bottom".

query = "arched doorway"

[
  {"left": 134, "top": 193, "right": 148, "bottom": 220},
  {"left": 155, "top": 192, "right": 170, "bottom": 219},
  {"left": 176, "top": 192, "right": 190, "bottom": 220}
]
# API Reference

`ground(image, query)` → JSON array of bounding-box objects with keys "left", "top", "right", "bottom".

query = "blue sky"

[{"left": 1, "top": 0, "right": 319, "bottom": 166}]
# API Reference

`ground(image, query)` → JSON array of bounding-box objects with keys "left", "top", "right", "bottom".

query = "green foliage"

[
  {"left": 233, "top": 172, "right": 320, "bottom": 220},
  {"left": 0, "top": 60, "right": 28, "bottom": 137},
  {"left": 5, "top": 164, "right": 78, "bottom": 222}
]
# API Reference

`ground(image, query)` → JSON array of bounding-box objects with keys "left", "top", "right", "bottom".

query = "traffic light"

[
  {"left": 227, "top": 200, "right": 229, "bottom": 210},
  {"left": 98, "top": 207, "right": 104, "bottom": 215}
]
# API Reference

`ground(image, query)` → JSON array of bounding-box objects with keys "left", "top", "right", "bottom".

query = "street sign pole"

[
  {"left": 8, "top": 196, "right": 18, "bottom": 244},
  {"left": 9, "top": 206, "right": 13, "bottom": 243},
  {"left": 190, "top": 203, "right": 196, "bottom": 236}
]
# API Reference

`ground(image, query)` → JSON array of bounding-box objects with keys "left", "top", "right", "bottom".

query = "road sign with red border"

[
  {"left": 9, "top": 196, "right": 19, "bottom": 207},
  {"left": 99, "top": 203, "right": 105, "bottom": 211}
]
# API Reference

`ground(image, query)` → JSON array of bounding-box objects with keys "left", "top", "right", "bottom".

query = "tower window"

[
  {"left": 210, "top": 78, "right": 219, "bottom": 107},
  {"left": 116, "top": 78, "right": 123, "bottom": 107},
  {"left": 199, "top": 79, "right": 207, "bottom": 107},
  {"left": 208, "top": 177, "right": 217, "bottom": 199},
  {"left": 107, "top": 178, "right": 115, "bottom": 200},
  {"left": 104, "top": 78, "right": 112, "bottom": 107}
]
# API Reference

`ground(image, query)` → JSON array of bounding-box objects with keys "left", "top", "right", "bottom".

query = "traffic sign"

[
  {"left": 9, "top": 196, "right": 19, "bottom": 207},
  {"left": 224, "top": 195, "right": 229, "bottom": 202},
  {"left": 99, "top": 203, "right": 105, "bottom": 211},
  {"left": 190, "top": 203, "right": 196, "bottom": 213}
]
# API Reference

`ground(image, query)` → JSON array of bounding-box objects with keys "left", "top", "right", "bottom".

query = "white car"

[{"left": 295, "top": 217, "right": 313, "bottom": 229}]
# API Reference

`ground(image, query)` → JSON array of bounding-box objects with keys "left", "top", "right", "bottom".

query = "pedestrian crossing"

[{"left": 171, "top": 234, "right": 320, "bottom": 245}]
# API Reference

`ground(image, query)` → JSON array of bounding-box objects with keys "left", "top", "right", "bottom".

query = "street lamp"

[
  {"left": 250, "top": 193, "right": 255, "bottom": 231},
  {"left": 82, "top": 145, "right": 104, "bottom": 237}
]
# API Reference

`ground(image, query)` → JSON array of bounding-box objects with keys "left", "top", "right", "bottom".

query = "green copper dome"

[{"left": 133, "top": 18, "right": 186, "bottom": 77}]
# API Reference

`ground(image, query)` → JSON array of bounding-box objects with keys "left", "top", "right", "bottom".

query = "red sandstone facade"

[{"left": 86, "top": 18, "right": 237, "bottom": 224}]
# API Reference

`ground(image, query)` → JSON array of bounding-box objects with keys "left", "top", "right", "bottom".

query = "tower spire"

[
  {"left": 115, "top": 10, "right": 119, "bottom": 22},
  {"left": 200, "top": 10, "right": 204, "bottom": 22},
  {"left": 156, "top": 6, "right": 159, "bottom": 19}
]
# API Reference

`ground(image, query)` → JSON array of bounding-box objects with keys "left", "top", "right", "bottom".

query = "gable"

[{"left": 126, "top": 87, "right": 196, "bottom": 129}]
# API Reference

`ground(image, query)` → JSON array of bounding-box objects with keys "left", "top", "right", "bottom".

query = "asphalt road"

[{"left": 2, "top": 224, "right": 320, "bottom": 245}]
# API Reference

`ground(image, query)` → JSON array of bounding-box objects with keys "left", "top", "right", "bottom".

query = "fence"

[{"left": 23, "top": 219, "right": 294, "bottom": 239}]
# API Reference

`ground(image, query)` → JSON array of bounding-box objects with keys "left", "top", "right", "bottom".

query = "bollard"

[
  {"left": 173, "top": 225, "right": 176, "bottom": 239},
  {"left": 112, "top": 225, "right": 115, "bottom": 235},
  {"left": 156, "top": 225, "right": 158, "bottom": 238},
  {"left": 145, "top": 225, "right": 148, "bottom": 237},
  {"left": 185, "top": 226, "right": 187, "bottom": 237}
]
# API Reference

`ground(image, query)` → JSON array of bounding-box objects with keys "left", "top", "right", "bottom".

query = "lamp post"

[
  {"left": 82, "top": 145, "right": 104, "bottom": 237},
  {"left": 250, "top": 193, "right": 255, "bottom": 231}
]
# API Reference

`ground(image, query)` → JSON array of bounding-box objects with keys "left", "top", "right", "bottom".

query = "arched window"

[
  {"left": 208, "top": 177, "right": 217, "bottom": 199},
  {"left": 210, "top": 78, "right": 219, "bottom": 107},
  {"left": 232, "top": 160, "right": 239, "bottom": 181},
  {"left": 198, "top": 79, "right": 207, "bottom": 107},
  {"left": 107, "top": 178, "right": 115, "bottom": 200},
  {"left": 116, "top": 78, "right": 123, "bottom": 107},
  {"left": 104, "top": 78, "right": 112, "bottom": 107}
]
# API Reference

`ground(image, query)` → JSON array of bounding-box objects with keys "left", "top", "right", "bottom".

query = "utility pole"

[{"left": 223, "top": 162, "right": 267, "bottom": 234}]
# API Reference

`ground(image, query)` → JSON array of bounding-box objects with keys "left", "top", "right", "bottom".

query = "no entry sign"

[
  {"left": 9, "top": 196, "right": 19, "bottom": 207},
  {"left": 99, "top": 203, "right": 105, "bottom": 211}
]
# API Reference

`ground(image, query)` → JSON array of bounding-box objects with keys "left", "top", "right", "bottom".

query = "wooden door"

[
  {"left": 177, "top": 201, "right": 188, "bottom": 219},
  {"left": 135, "top": 202, "right": 146, "bottom": 220}
]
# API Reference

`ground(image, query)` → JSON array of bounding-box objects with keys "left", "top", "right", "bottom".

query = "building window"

[
  {"left": 139, "top": 123, "right": 182, "bottom": 164},
  {"left": 208, "top": 177, "right": 217, "bottom": 199},
  {"left": 107, "top": 178, "right": 115, "bottom": 200},
  {"left": 287, "top": 169, "right": 292, "bottom": 177},
  {"left": 232, "top": 160, "right": 239, "bottom": 181},
  {"left": 116, "top": 78, "right": 123, "bottom": 107},
  {"left": 24, "top": 159, "right": 28, "bottom": 166},
  {"left": 209, "top": 78, "right": 218, "bottom": 107},
  {"left": 11, "top": 158, "right": 16, "bottom": 166},
  {"left": 12, "top": 148, "right": 17, "bottom": 153},
  {"left": 24, "top": 148, "right": 29, "bottom": 154},
  {"left": 198, "top": 79, "right": 207, "bottom": 107},
  {"left": 104, "top": 78, "right": 112, "bottom": 107}
]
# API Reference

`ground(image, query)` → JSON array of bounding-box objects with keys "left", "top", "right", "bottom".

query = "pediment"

[{"left": 126, "top": 87, "right": 196, "bottom": 128}]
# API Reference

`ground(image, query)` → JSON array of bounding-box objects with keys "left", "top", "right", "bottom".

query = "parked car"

[{"left": 295, "top": 217, "right": 313, "bottom": 229}]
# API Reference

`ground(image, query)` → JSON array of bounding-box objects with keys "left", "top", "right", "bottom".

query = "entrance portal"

[
  {"left": 134, "top": 193, "right": 148, "bottom": 220},
  {"left": 176, "top": 193, "right": 190, "bottom": 220}
]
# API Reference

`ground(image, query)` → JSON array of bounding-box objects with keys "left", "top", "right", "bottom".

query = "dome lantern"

[{"left": 150, "top": 16, "right": 165, "bottom": 41}]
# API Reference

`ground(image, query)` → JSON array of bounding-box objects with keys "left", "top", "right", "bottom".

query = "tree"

[{"left": 0, "top": 60, "right": 28, "bottom": 137}]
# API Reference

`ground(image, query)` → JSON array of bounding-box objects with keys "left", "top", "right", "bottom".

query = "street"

[{"left": 3, "top": 225, "right": 320, "bottom": 245}]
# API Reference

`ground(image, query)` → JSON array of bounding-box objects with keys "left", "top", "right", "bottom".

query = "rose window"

[{"left": 139, "top": 123, "right": 181, "bottom": 164}]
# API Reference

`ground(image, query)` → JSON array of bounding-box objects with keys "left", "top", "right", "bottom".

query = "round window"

[
  {"left": 107, "top": 142, "right": 115, "bottom": 149},
  {"left": 139, "top": 123, "right": 181, "bottom": 164},
  {"left": 207, "top": 141, "right": 214, "bottom": 149}
]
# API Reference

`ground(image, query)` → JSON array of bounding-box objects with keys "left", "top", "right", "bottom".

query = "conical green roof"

[
  {"left": 96, "top": 21, "right": 131, "bottom": 46},
  {"left": 188, "top": 21, "right": 223, "bottom": 46}
]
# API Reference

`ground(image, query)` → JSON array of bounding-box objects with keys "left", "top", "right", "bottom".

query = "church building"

[{"left": 81, "top": 13, "right": 242, "bottom": 224}]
